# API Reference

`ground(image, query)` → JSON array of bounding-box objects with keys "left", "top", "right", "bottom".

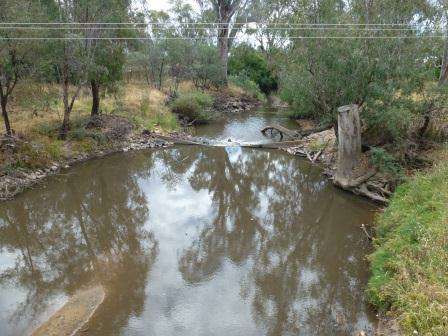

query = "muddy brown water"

[{"left": 0, "top": 110, "right": 378, "bottom": 336}]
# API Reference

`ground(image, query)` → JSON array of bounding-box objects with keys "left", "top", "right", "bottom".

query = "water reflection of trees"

[
  {"left": 0, "top": 146, "right": 374, "bottom": 335},
  {"left": 155, "top": 146, "right": 373, "bottom": 335},
  {"left": 0, "top": 153, "right": 158, "bottom": 334}
]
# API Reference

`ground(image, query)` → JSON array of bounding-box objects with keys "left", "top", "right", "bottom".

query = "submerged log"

[
  {"left": 334, "top": 104, "right": 362, "bottom": 188},
  {"left": 32, "top": 286, "right": 105, "bottom": 336},
  {"left": 261, "top": 124, "right": 301, "bottom": 139},
  {"left": 151, "top": 134, "right": 211, "bottom": 146},
  {"left": 242, "top": 140, "right": 306, "bottom": 149}
]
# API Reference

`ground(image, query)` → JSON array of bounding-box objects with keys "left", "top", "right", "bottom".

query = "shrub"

[
  {"left": 68, "top": 127, "right": 87, "bottom": 141},
  {"left": 139, "top": 95, "right": 151, "bottom": 116},
  {"left": 147, "top": 112, "right": 178, "bottom": 131},
  {"left": 34, "top": 121, "right": 60, "bottom": 138},
  {"left": 45, "top": 141, "right": 64, "bottom": 160},
  {"left": 88, "top": 130, "right": 108, "bottom": 144},
  {"left": 370, "top": 147, "right": 403, "bottom": 179},
  {"left": 14, "top": 143, "right": 50, "bottom": 169},
  {"left": 170, "top": 91, "right": 214, "bottom": 123}
]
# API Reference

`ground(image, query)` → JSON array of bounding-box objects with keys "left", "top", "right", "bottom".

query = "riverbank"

[
  {"left": 0, "top": 126, "right": 172, "bottom": 200},
  {"left": 368, "top": 147, "right": 448, "bottom": 336},
  {"left": 0, "top": 82, "right": 259, "bottom": 200}
]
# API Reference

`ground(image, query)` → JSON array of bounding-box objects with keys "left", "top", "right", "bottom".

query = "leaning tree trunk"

[
  {"left": 0, "top": 95, "right": 12, "bottom": 136},
  {"left": 59, "top": 106, "right": 71, "bottom": 140},
  {"left": 90, "top": 79, "right": 100, "bottom": 117},
  {"left": 334, "top": 104, "right": 362, "bottom": 188}
]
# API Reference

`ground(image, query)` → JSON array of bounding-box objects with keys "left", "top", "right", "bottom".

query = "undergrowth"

[
  {"left": 170, "top": 91, "right": 214, "bottom": 123},
  {"left": 1, "top": 83, "right": 180, "bottom": 173}
]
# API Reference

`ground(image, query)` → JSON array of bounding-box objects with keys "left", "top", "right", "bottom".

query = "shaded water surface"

[{"left": 0, "top": 112, "right": 377, "bottom": 335}]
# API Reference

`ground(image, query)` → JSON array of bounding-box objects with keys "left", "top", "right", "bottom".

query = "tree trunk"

[
  {"left": 0, "top": 95, "right": 12, "bottom": 136},
  {"left": 218, "top": 26, "right": 229, "bottom": 85},
  {"left": 334, "top": 104, "right": 362, "bottom": 188},
  {"left": 90, "top": 80, "right": 100, "bottom": 117},
  {"left": 59, "top": 65, "right": 70, "bottom": 140},
  {"left": 59, "top": 108, "right": 70, "bottom": 140}
]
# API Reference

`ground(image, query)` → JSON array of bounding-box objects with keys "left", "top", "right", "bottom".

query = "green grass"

[{"left": 368, "top": 158, "right": 448, "bottom": 335}]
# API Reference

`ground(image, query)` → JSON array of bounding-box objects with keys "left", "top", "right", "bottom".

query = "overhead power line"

[
  {"left": 0, "top": 36, "right": 444, "bottom": 40},
  {"left": 0, "top": 26, "right": 424, "bottom": 31},
  {"left": 0, "top": 22, "right": 419, "bottom": 26}
]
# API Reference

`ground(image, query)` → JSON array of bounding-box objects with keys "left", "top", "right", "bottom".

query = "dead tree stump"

[{"left": 334, "top": 104, "right": 362, "bottom": 188}]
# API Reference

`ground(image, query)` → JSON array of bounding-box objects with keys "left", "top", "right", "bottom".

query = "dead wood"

[
  {"left": 300, "top": 124, "right": 333, "bottom": 137},
  {"left": 311, "top": 139, "right": 331, "bottom": 163},
  {"left": 356, "top": 184, "right": 389, "bottom": 204},
  {"left": 261, "top": 123, "right": 333, "bottom": 141},
  {"left": 261, "top": 124, "right": 301, "bottom": 139}
]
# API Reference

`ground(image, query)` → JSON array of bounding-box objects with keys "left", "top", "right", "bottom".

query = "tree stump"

[{"left": 334, "top": 104, "right": 362, "bottom": 188}]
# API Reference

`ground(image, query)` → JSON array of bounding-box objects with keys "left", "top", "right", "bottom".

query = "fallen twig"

[{"left": 360, "top": 223, "right": 372, "bottom": 240}]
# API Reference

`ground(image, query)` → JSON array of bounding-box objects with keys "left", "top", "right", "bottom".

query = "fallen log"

[
  {"left": 261, "top": 124, "right": 301, "bottom": 139},
  {"left": 261, "top": 123, "right": 333, "bottom": 141},
  {"left": 300, "top": 124, "right": 333, "bottom": 137},
  {"left": 32, "top": 285, "right": 105, "bottom": 336}
]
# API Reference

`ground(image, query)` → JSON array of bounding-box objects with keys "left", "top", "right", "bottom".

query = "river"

[{"left": 0, "top": 110, "right": 377, "bottom": 335}]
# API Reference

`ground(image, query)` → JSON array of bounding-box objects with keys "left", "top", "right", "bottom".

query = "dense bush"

[
  {"left": 228, "top": 44, "right": 278, "bottom": 95},
  {"left": 170, "top": 91, "right": 214, "bottom": 123}
]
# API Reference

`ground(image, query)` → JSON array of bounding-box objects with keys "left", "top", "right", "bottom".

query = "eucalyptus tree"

[
  {"left": 196, "top": 0, "right": 249, "bottom": 84},
  {"left": 245, "top": 0, "right": 291, "bottom": 64},
  {"left": 47, "top": 0, "right": 89, "bottom": 139},
  {"left": 75, "top": 0, "right": 132, "bottom": 117}
]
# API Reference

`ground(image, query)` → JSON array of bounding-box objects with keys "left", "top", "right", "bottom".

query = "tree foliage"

[{"left": 229, "top": 44, "right": 278, "bottom": 94}]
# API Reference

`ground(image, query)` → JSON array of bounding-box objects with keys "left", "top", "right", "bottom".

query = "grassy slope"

[{"left": 368, "top": 149, "right": 448, "bottom": 335}]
